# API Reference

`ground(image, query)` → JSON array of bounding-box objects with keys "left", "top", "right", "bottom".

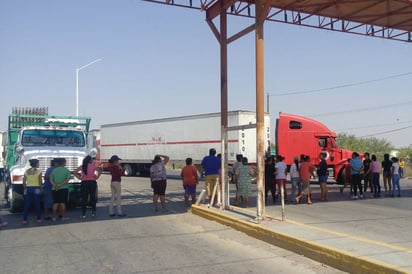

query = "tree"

[{"left": 337, "top": 133, "right": 394, "bottom": 161}]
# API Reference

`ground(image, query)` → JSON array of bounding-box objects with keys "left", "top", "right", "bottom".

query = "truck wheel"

[
  {"left": 123, "top": 164, "right": 134, "bottom": 176},
  {"left": 8, "top": 188, "right": 21, "bottom": 213}
]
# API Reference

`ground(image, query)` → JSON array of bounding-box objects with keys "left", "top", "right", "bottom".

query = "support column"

[
  {"left": 255, "top": 0, "right": 266, "bottom": 222},
  {"left": 220, "top": 5, "right": 229, "bottom": 209}
]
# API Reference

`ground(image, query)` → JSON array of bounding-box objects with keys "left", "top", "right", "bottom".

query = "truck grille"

[{"left": 37, "top": 157, "right": 79, "bottom": 173}]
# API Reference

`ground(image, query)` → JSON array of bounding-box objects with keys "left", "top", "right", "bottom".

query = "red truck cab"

[{"left": 275, "top": 112, "right": 354, "bottom": 183}]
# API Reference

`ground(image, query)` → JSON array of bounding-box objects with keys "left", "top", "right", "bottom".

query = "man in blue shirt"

[
  {"left": 201, "top": 148, "right": 221, "bottom": 204},
  {"left": 350, "top": 152, "right": 364, "bottom": 199}
]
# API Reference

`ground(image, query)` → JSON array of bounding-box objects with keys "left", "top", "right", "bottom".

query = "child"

[{"left": 180, "top": 158, "right": 199, "bottom": 207}]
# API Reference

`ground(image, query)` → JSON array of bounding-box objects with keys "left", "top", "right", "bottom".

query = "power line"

[
  {"left": 358, "top": 125, "right": 412, "bottom": 138},
  {"left": 336, "top": 120, "right": 412, "bottom": 131},
  {"left": 267, "top": 71, "right": 412, "bottom": 97},
  {"left": 309, "top": 100, "right": 412, "bottom": 117}
]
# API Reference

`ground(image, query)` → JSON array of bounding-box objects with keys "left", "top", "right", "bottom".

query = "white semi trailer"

[{"left": 100, "top": 110, "right": 270, "bottom": 176}]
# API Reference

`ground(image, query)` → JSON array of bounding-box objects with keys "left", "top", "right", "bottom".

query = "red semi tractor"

[{"left": 275, "top": 112, "right": 354, "bottom": 183}]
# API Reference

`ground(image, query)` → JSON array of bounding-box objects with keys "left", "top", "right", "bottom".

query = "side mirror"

[{"left": 89, "top": 148, "right": 98, "bottom": 157}]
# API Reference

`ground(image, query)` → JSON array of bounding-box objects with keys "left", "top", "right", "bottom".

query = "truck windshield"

[{"left": 21, "top": 130, "right": 85, "bottom": 147}]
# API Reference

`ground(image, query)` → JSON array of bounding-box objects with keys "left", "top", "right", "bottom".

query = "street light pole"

[{"left": 76, "top": 58, "right": 102, "bottom": 116}]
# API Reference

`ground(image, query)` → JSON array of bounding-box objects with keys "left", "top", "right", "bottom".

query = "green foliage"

[{"left": 337, "top": 133, "right": 394, "bottom": 161}]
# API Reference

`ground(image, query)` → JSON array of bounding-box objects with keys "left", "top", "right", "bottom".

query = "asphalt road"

[{"left": 0, "top": 173, "right": 344, "bottom": 274}]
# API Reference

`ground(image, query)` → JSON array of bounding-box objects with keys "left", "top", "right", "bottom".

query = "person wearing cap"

[
  {"left": 150, "top": 154, "right": 170, "bottom": 212},
  {"left": 73, "top": 155, "right": 102, "bottom": 218},
  {"left": 108, "top": 155, "right": 126, "bottom": 217},
  {"left": 22, "top": 158, "right": 43, "bottom": 224}
]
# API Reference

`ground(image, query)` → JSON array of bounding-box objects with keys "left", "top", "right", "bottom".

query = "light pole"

[{"left": 76, "top": 58, "right": 102, "bottom": 116}]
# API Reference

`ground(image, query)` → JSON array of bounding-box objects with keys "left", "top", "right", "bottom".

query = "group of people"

[
  {"left": 19, "top": 154, "right": 129, "bottom": 224},
  {"left": 341, "top": 152, "right": 404, "bottom": 199},
  {"left": 10, "top": 148, "right": 408, "bottom": 225},
  {"left": 264, "top": 153, "right": 319, "bottom": 205}
]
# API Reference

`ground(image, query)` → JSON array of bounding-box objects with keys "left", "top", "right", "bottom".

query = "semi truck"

[
  {"left": 99, "top": 110, "right": 271, "bottom": 176},
  {"left": 275, "top": 112, "right": 354, "bottom": 183},
  {"left": 97, "top": 111, "right": 353, "bottom": 184},
  {"left": 4, "top": 107, "right": 94, "bottom": 212}
]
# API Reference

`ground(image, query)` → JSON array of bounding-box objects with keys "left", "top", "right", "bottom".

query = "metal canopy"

[
  {"left": 146, "top": 0, "right": 412, "bottom": 42},
  {"left": 145, "top": 0, "right": 412, "bottom": 222}
]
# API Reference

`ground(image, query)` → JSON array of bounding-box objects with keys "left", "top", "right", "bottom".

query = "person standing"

[
  {"left": 236, "top": 157, "right": 255, "bottom": 208},
  {"left": 264, "top": 156, "right": 276, "bottom": 205},
  {"left": 295, "top": 155, "right": 313, "bottom": 204},
  {"left": 289, "top": 156, "right": 301, "bottom": 202},
  {"left": 43, "top": 159, "right": 57, "bottom": 220},
  {"left": 73, "top": 155, "right": 102, "bottom": 218},
  {"left": 232, "top": 154, "right": 243, "bottom": 205},
  {"left": 371, "top": 155, "right": 381, "bottom": 198},
  {"left": 275, "top": 155, "right": 288, "bottom": 201},
  {"left": 382, "top": 153, "right": 392, "bottom": 195},
  {"left": 50, "top": 158, "right": 71, "bottom": 221},
  {"left": 108, "top": 155, "right": 126, "bottom": 217},
  {"left": 391, "top": 157, "right": 401, "bottom": 197},
  {"left": 399, "top": 158, "right": 405, "bottom": 179},
  {"left": 317, "top": 152, "right": 328, "bottom": 201},
  {"left": 350, "top": 152, "right": 364, "bottom": 199},
  {"left": 363, "top": 152, "right": 373, "bottom": 194},
  {"left": 150, "top": 154, "right": 169, "bottom": 212},
  {"left": 180, "top": 157, "right": 199, "bottom": 207},
  {"left": 22, "top": 158, "right": 43, "bottom": 224},
  {"left": 201, "top": 148, "right": 221, "bottom": 205}
]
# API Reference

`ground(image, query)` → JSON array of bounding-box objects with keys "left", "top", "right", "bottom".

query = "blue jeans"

[
  {"left": 23, "top": 187, "right": 41, "bottom": 221},
  {"left": 372, "top": 173, "right": 380, "bottom": 196},
  {"left": 392, "top": 174, "right": 401, "bottom": 196}
]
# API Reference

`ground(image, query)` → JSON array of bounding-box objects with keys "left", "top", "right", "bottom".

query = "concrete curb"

[{"left": 191, "top": 205, "right": 407, "bottom": 274}]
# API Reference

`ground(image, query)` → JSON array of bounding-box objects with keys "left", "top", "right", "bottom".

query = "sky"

[{"left": 1, "top": 1, "right": 412, "bottom": 148}]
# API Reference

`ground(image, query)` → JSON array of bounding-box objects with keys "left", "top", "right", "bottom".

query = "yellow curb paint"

[
  {"left": 235, "top": 206, "right": 412, "bottom": 254},
  {"left": 191, "top": 205, "right": 408, "bottom": 274}
]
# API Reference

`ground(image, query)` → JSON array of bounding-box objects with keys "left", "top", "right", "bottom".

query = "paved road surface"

[{"left": 0, "top": 174, "right": 344, "bottom": 274}]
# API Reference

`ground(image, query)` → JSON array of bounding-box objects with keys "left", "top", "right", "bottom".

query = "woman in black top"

[{"left": 382, "top": 153, "right": 392, "bottom": 194}]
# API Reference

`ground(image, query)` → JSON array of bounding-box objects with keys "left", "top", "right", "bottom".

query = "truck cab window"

[
  {"left": 318, "top": 138, "right": 326, "bottom": 148},
  {"left": 289, "top": 121, "right": 302, "bottom": 129}
]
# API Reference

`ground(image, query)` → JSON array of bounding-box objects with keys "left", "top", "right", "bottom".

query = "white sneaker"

[
  {"left": 360, "top": 195, "right": 364, "bottom": 199},
  {"left": 355, "top": 195, "right": 358, "bottom": 199},
  {"left": 351, "top": 195, "right": 356, "bottom": 199}
]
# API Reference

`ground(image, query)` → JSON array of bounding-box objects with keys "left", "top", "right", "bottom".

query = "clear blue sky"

[{"left": 1, "top": 1, "right": 411, "bottom": 148}]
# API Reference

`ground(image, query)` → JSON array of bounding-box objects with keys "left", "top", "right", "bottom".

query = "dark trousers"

[
  {"left": 372, "top": 173, "right": 381, "bottom": 196},
  {"left": 265, "top": 179, "right": 276, "bottom": 203},
  {"left": 81, "top": 180, "right": 97, "bottom": 215},
  {"left": 351, "top": 174, "right": 363, "bottom": 196},
  {"left": 23, "top": 187, "right": 41, "bottom": 221}
]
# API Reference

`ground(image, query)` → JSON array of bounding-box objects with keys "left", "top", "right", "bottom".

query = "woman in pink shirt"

[
  {"left": 73, "top": 155, "right": 102, "bottom": 218},
  {"left": 371, "top": 154, "right": 381, "bottom": 198}
]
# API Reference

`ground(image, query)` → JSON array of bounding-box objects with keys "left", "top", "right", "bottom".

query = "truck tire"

[
  {"left": 123, "top": 164, "right": 134, "bottom": 176},
  {"left": 8, "top": 188, "right": 22, "bottom": 213}
]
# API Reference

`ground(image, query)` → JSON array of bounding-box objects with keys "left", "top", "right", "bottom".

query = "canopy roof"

[{"left": 147, "top": 0, "right": 412, "bottom": 42}]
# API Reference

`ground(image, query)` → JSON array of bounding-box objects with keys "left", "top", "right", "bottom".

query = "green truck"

[{"left": 4, "top": 107, "right": 94, "bottom": 212}]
